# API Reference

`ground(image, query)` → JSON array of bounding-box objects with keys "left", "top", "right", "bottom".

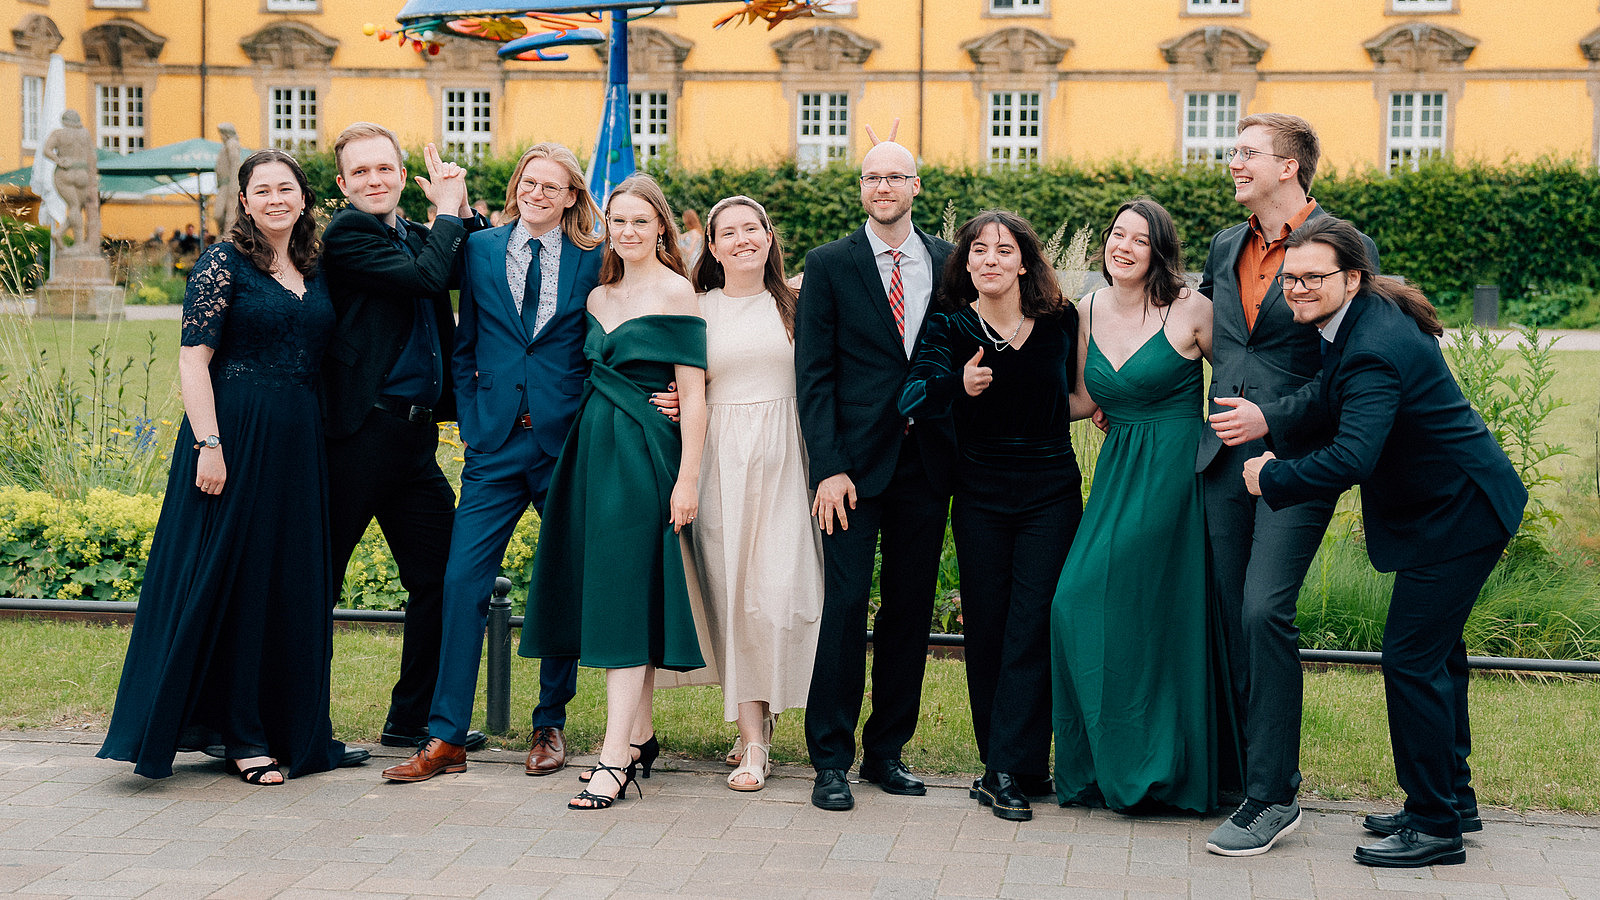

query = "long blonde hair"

[
  {"left": 598, "top": 173, "right": 686, "bottom": 284},
  {"left": 500, "top": 142, "right": 601, "bottom": 250}
]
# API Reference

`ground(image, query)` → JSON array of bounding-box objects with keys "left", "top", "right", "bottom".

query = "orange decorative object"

[
  {"left": 449, "top": 16, "right": 530, "bottom": 42},
  {"left": 713, "top": 0, "right": 822, "bottom": 30}
]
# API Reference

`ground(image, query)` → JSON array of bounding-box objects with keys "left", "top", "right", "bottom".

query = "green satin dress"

[
  {"left": 520, "top": 313, "right": 708, "bottom": 671},
  {"left": 1050, "top": 316, "right": 1220, "bottom": 813}
]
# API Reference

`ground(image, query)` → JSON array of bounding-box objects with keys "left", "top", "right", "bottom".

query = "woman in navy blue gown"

[{"left": 98, "top": 150, "right": 350, "bottom": 784}]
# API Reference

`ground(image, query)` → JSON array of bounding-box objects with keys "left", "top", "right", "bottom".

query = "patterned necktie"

[
  {"left": 522, "top": 237, "right": 542, "bottom": 336},
  {"left": 887, "top": 249, "right": 906, "bottom": 338}
]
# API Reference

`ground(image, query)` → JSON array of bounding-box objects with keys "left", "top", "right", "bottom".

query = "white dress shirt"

[{"left": 864, "top": 224, "right": 934, "bottom": 359}]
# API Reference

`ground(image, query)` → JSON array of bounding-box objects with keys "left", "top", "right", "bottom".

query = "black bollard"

[{"left": 485, "top": 576, "right": 514, "bottom": 735}]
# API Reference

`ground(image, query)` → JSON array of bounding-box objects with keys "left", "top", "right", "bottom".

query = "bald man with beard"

[{"left": 794, "top": 141, "right": 957, "bottom": 812}]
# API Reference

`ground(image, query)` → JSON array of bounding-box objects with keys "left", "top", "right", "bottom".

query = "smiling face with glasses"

[
  {"left": 515, "top": 157, "right": 578, "bottom": 234},
  {"left": 1280, "top": 242, "right": 1361, "bottom": 328},
  {"left": 858, "top": 142, "right": 921, "bottom": 231},
  {"left": 1228, "top": 124, "right": 1300, "bottom": 208}
]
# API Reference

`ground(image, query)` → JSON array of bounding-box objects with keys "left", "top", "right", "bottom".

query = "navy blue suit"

[
  {"left": 1260, "top": 290, "right": 1526, "bottom": 838},
  {"left": 428, "top": 223, "right": 602, "bottom": 745}
]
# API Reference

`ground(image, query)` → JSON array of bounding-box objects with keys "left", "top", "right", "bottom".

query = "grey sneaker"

[{"left": 1206, "top": 797, "right": 1302, "bottom": 857}]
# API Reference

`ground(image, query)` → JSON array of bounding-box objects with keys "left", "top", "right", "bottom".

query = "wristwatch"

[{"left": 193, "top": 434, "right": 221, "bottom": 450}]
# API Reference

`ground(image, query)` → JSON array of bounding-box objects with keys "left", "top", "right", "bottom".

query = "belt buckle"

[
  {"left": 516, "top": 413, "right": 533, "bottom": 430},
  {"left": 406, "top": 405, "right": 430, "bottom": 424}
]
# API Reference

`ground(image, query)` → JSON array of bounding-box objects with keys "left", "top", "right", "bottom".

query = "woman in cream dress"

[{"left": 690, "top": 195, "right": 824, "bottom": 791}]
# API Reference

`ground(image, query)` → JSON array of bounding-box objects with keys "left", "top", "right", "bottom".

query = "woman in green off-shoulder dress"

[{"left": 520, "top": 174, "right": 708, "bottom": 812}]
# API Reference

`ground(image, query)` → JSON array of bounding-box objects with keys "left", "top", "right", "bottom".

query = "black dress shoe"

[
  {"left": 381, "top": 723, "right": 488, "bottom": 753},
  {"left": 859, "top": 759, "right": 926, "bottom": 796},
  {"left": 339, "top": 747, "right": 372, "bottom": 768},
  {"left": 812, "top": 768, "right": 854, "bottom": 811},
  {"left": 1015, "top": 774, "right": 1055, "bottom": 798},
  {"left": 1363, "top": 807, "right": 1482, "bottom": 836},
  {"left": 974, "top": 771, "right": 1033, "bottom": 822},
  {"left": 1353, "top": 829, "right": 1466, "bottom": 868}
]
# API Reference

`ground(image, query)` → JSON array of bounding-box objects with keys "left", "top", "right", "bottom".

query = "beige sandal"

[
  {"left": 727, "top": 741, "right": 771, "bottom": 792},
  {"left": 725, "top": 713, "right": 776, "bottom": 767}
]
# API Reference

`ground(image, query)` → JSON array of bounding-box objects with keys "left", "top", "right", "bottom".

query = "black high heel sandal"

[
  {"left": 568, "top": 760, "right": 638, "bottom": 810},
  {"left": 580, "top": 735, "right": 659, "bottom": 782}
]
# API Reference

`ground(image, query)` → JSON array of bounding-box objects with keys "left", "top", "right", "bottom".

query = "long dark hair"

[
  {"left": 229, "top": 149, "right": 320, "bottom": 275},
  {"left": 1286, "top": 216, "right": 1443, "bottom": 337},
  {"left": 939, "top": 209, "right": 1064, "bottom": 318},
  {"left": 598, "top": 173, "right": 686, "bottom": 285},
  {"left": 693, "top": 195, "right": 798, "bottom": 339},
  {"left": 1099, "top": 197, "right": 1185, "bottom": 310}
]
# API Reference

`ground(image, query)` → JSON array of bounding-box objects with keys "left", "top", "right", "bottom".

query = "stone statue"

[
  {"left": 213, "top": 122, "right": 242, "bottom": 238},
  {"left": 39, "top": 110, "right": 99, "bottom": 253}
]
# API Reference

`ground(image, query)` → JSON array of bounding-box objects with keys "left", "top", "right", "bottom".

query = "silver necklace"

[{"left": 976, "top": 298, "right": 1025, "bottom": 350}]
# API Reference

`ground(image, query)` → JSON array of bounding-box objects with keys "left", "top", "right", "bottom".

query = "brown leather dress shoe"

[
  {"left": 382, "top": 738, "right": 466, "bottom": 782},
  {"left": 524, "top": 726, "right": 567, "bottom": 776}
]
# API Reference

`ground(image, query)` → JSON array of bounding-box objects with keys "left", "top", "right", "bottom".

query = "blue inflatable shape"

[{"left": 498, "top": 26, "right": 606, "bottom": 61}]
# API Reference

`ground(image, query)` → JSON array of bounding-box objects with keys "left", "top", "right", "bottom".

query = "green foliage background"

[{"left": 286, "top": 150, "right": 1600, "bottom": 326}]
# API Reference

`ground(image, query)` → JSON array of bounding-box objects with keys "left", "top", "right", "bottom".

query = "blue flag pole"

[{"left": 586, "top": 10, "right": 635, "bottom": 208}]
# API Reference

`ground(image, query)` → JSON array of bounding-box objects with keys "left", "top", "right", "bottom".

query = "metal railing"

[{"left": 5, "top": 593, "right": 1598, "bottom": 735}]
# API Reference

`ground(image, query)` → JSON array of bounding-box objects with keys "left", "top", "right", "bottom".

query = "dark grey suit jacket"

[{"left": 1196, "top": 204, "right": 1379, "bottom": 472}]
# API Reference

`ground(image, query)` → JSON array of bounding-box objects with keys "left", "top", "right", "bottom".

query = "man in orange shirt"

[{"left": 1198, "top": 114, "right": 1384, "bottom": 857}]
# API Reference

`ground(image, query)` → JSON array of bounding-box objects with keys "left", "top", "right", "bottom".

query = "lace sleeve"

[{"left": 181, "top": 245, "right": 235, "bottom": 348}]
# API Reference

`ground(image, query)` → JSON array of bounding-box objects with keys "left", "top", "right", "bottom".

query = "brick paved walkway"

[{"left": 2, "top": 731, "right": 1595, "bottom": 899}]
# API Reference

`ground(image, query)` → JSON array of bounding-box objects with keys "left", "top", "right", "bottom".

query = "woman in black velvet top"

[{"left": 900, "top": 210, "right": 1097, "bottom": 822}]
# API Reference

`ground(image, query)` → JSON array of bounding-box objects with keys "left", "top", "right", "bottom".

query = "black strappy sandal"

[
  {"left": 568, "top": 760, "right": 638, "bottom": 810},
  {"left": 579, "top": 735, "right": 659, "bottom": 782},
  {"left": 228, "top": 759, "right": 283, "bottom": 785}
]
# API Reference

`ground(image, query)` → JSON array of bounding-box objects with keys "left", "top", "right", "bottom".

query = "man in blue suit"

[
  {"left": 383, "top": 143, "right": 672, "bottom": 782},
  {"left": 1244, "top": 216, "right": 1526, "bottom": 868}
]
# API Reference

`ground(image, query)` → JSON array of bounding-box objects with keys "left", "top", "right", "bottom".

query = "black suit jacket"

[
  {"left": 321, "top": 207, "right": 482, "bottom": 439},
  {"left": 1196, "top": 204, "right": 1380, "bottom": 469},
  {"left": 795, "top": 224, "right": 957, "bottom": 498},
  {"left": 1259, "top": 291, "right": 1527, "bottom": 571}
]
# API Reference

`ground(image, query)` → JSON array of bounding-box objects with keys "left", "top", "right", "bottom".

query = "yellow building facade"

[{"left": 3, "top": 0, "right": 1598, "bottom": 237}]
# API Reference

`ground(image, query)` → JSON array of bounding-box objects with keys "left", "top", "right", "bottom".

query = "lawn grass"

[{"left": 3, "top": 618, "right": 1595, "bottom": 813}]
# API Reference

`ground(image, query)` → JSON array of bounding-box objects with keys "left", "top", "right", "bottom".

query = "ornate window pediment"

[
  {"left": 1363, "top": 23, "right": 1477, "bottom": 71},
  {"left": 771, "top": 25, "right": 878, "bottom": 72},
  {"left": 12, "top": 14, "right": 64, "bottom": 58},
  {"left": 81, "top": 18, "right": 166, "bottom": 68},
  {"left": 1159, "top": 26, "right": 1267, "bottom": 73},
  {"left": 422, "top": 34, "right": 502, "bottom": 70},
  {"left": 1581, "top": 26, "right": 1600, "bottom": 63},
  {"left": 240, "top": 21, "right": 339, "bottom": 69},
  {"left": 593, "top": 26, "right": 693, "bottom": 74},
  {"left": 961, "top": 27, "right": 1071, "bottom": 74}
]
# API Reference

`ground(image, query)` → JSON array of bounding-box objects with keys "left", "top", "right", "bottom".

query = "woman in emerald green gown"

[
  {"left": 520, "top": 174, "right": 707, "bottom": 810},
  {"left": 1051, "top": 197, "right": 1222, "bottom": 813}
]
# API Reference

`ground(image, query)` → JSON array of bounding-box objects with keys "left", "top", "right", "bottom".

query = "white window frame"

[
  {"left": 1185, "top": 0, "right": 1244, "bottom": 13},
  {"left": 265, "top": 0, "right": 321, "bottom": 11},
  {"left": 269, "top": 87, "right": 319, "bottom": 151},
  {"left": 1390, "top": 0, "right": 1454, "bottom": 12},
  {"left": 796, "top": 91, "right": 850, "bottom": 170},
  {"left": 443, "top": 88, "right": 493, "bottom": 162},
  {"left": 91, "top": 0, "right": 146, "bottom": 9},
  {"left": 987, "top": 91, "right": 1042, "bottom": 167},
  {"left": 22, "top": 75, "right": 44, "bottom": 151},
  {"left": 1387, "top": 91, "right": 1446, "bottom": 171},
  {"left": 96, "top": 84, "right": 146, "bottom": 155},
  {"left": 988, "top": 0, "right": 1045, "bottom": 14},
  {"left": 629, "top": 90, "right": 671, "bottom": 166},
  {"left": 1182, "top": 91, "right": 1239, "bottom": 165}
]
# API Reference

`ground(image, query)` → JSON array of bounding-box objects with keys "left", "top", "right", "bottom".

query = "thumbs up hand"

[{"left": 963, "top": 346, "right": 993, "bottom": 397}]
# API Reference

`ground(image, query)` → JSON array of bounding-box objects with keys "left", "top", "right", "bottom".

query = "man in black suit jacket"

[
  {"left": 795, "top": 141, "right": 957, "bottom": 812},
  {"left": 321, "top": 124, "right": 487, "bottom": 752},
  {"left": 1245, "top": 217, "right": 1526, "bottom": 868},
  {"left": 1199, "top": 114, "right": 1381, "bottom": 858}
]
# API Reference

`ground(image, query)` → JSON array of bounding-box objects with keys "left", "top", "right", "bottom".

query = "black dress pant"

[
  {"left": 326, "top": 408, "right": 456, "bottom": 729},
  {"left": 1384, "top": 538, "right": 1505, "bottom": 838},
  {"left": 1203, "top": 440, "right": 1334, "bottom": 803},
  {"left": 805, "top": 435, "right": 950, "bottom": 772},
  {"left": 952, "top": 457, "right": 1081, "bottom": 777}
]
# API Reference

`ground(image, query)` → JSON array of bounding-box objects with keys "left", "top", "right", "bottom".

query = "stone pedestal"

[{"left": 35, "top": 250, "right": 125, "bottom": 320}]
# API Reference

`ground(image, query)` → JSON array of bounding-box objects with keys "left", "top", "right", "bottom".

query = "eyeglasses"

[
  {"left": 859, "top": 174, "right": 914, "bottom": 188},
  {"left": 607, "top": 215, "right": 658, "bottom": 231},
  {"left": 1226, "top": 147, "right": 1293, "bottom": 164},
  {"left": 520, "top": 180, "right": 572, "bottom": 199},
  {"left": 1276, "top": 269, "right": 1346, "bottom": 291}
]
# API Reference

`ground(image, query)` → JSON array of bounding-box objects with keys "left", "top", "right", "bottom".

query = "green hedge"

[{"left": 287, "top": 150, "right": 1600, "bottom": 325}]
